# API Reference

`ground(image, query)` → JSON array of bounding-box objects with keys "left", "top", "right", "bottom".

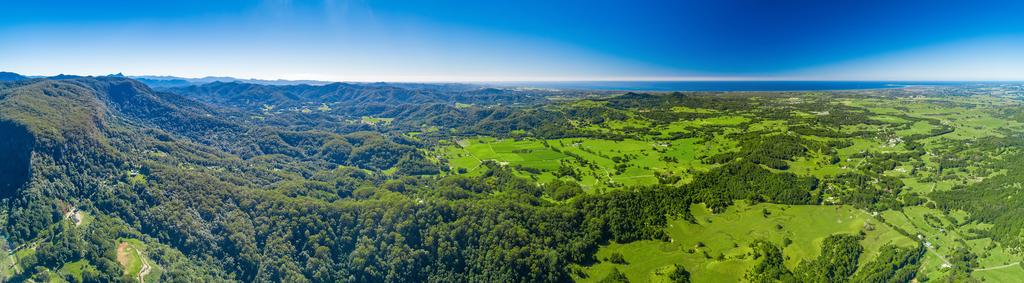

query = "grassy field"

[
  {"left": 117, "top": 238, "right": 161, "bottom": 282},
  {"left": 14, "top": 247, "right": 35, "bottom": 273},
  {"left": 879, "top": 206, "right": 1024, "bottom": 281},
  {"left": 429, "top": 92, "right": 1024, "bottom": 281},
  {"left": 0, "top": 251, "right": 15, "bottom": 279},
  {"left": 436, "top": 136, "right": 728, "bottom": 192},
  {"left": 578, "top": 202, "right": 916, "bottom": 282},
  {"left": 361, "top": 116, "right": 394, "bottom": 125},
  {"left": 58, "top": 260, "right": 94, "bottom": 283},
  {"left": 973, "top": 264, "right": 1024, "bottom": 283}
]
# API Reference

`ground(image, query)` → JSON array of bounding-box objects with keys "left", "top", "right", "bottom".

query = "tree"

[
  {"left": 599, "top": 268, "right": 630, "bottom": 283},
  {"left": 794, "top": 234, "right": 864, "bottom": 283},
  {"left": 746, "top": 240, "right": 795, "bottom": 283},
  {"left": 669, "top": 264, "right": 691, "bottom": 283},
  {"left": 609, "top": 252, "right": 627, "bottom": 264}
]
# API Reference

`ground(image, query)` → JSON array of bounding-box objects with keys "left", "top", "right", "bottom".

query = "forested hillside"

[{"left": 2, "top": 75, "right": 1023, "bottom": 282}]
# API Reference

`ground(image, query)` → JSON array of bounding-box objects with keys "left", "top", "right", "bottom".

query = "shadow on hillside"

[{"left": 0, "top": 120, "right": 33, "bottom": 198}]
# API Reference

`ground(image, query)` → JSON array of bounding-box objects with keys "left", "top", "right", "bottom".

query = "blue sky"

[{"left": 1, "top": 0, "right": 1023, "bottom": 81}]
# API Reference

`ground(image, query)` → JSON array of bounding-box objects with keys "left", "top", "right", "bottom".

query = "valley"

[{"left": 1, "top": 75, "right": 1024, "bottom": 282}]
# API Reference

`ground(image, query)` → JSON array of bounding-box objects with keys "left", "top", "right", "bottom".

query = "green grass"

[
  {"left": 579, "top": 202, "right": 915, "bottom": 282},
  {"left": 878, "top": 206, "right": 1022, "bottom": 280},
  {"left": 77, "top": 211, "right": 93, "bottom": 227},
  {"left": 361, "top": 116, "right": 394, "bottom": 125},
  {"left": 14, "top": 247, "right": 35, "bottom": 271},
  {"left": 429, "top": 93, "right": 1024, "bottom": 282},
  {"left": 120, "top": 241, "right": 143, "bottom": 276},
  {"left": 973, "top": 264, "right": 1024, "bottom": 283},
  {"left": 787, "top": 154, "right": 851, "bottom": 178},
  {"left": 58, "top": 260, "right": 93, "bottom": 283},
  {"left": 0, "top": 252, "right": 14, "bottom": 279},
  {"left": 0, "top": 246, "right": 37, "bottom": 280},
  {"left": 436, "top": 136, "right": 726, "bottom": 191},
  {"left": 671, "top": 106, "right": 717, "bottom": 114},
  {"left": 117, "top": 238, "right": 160, "bottom": 282}
]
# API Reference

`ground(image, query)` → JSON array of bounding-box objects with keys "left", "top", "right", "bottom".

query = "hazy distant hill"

[
  {"left": 168, "top": 81, "right": 553, "bottom": 112},
  {"left": 130, "top": 75, "right": 334, "bottom": 88},
  {"left": 0, "top": 71, "right": 28, "bottom": 81}
]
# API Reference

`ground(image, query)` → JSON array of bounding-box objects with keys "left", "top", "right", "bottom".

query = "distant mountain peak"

[
  {"left": 0, "top": 71, "right": 28, "bottom": 82},
  {"left": 128, "top": 75, "right": 335, "bottom": 89}
]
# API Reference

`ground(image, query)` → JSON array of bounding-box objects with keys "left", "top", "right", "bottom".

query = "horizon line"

[{"left": 8, "top": 71, "right": 1024, "bottom": 84}]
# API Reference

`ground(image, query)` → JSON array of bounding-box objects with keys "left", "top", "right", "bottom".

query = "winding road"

[{"left": 136, "top": 248, "right": 152, "bottom": 283}]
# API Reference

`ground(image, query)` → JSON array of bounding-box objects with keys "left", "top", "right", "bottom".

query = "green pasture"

[
  {"left": 117, "top": 238, "right": 162, "bottom": 282},
  {"left": 579, "top": 202, "right": 915, "bottom": 283},
  {"left": 431, "top": 93, "right": 1023, "bottom": 282},
  {"left": 437, "top": 136, "right": 724, "bottom": 191}
]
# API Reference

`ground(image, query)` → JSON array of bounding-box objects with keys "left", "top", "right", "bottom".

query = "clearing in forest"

[{"left": 117, "top": 239, "right": 158, "bottom": 283}]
